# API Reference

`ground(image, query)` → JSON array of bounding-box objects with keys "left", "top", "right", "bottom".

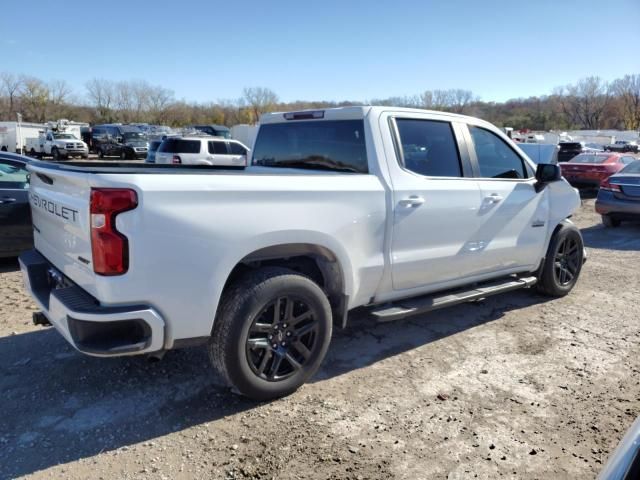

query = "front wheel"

[
  {"left": 602, "top": 215, "right": 620, "bottom": 228},
  {"left": 209, "top": 267, "right": 333, "bottom": 401},
  {"left": 537, "top": 222, "right": 584, "bottom": 297},
  {"left": 98, "top": 148, "right": 104, "bottom": 159},
  {"left": 120, "top": 149, "right": 128, "bottom": 160},
  {"left": 52, "top": 147, "right": 60, "bottom": 160}
]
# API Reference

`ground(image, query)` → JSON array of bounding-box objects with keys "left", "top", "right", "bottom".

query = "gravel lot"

[{"left": 0, "top": 197, "right": 638, "bottom": 479}]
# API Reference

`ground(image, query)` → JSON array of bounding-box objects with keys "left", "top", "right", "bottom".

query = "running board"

[{"left": 371, "top": 276, "right": 538, "bottom": 322}]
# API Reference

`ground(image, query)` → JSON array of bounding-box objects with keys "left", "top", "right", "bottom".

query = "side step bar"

[{"left": 371, "top": 276, "right": 538, "bottom": 322}]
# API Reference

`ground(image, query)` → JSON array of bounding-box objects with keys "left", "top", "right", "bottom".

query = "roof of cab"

[{"left": 259, "top": 106, "right": 483, "bottom": 125}]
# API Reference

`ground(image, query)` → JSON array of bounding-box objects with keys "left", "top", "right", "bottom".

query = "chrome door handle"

[
  {"left": 0, "top": 197, "right": 17, "bottom": 204},
  {"left": 485, "top": 194, "right": 503, "bottom": 204},
  {"left": 398, "top": 195, "right": 425, "bottom": 208}
]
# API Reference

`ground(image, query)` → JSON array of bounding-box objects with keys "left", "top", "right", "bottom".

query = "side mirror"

[{"left": 535, "top": 163, "right": 561, "bottom": 192}]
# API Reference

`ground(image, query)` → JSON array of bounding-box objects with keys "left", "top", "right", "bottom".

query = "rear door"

[
  {"left": 465, "top": 124, "right": 547, "bottom": 273},
  {"left": 385, "top": 114, "right": 487, "bottom": 292},
  {"left": 0, "top": 159, "right": 32, "bottom": 257},
  {"left": 207, "top": 140, "right": 246, "bottom": 166}
]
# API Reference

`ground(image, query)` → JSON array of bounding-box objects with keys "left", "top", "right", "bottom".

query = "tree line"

[{"left": 1, "top": 72, "right": 638, "bottom": 131}]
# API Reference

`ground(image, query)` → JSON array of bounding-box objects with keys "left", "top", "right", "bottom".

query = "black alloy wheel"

[
  {"left": 553, "top": 235, "right": 580, "bottom": 286},
  {"left": 246, "top": 295, "right": 319, "bottom": 381}
]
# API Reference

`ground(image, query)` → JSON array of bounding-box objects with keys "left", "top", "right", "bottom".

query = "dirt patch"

[{"left": 0, "top": 198, "right": 638, "bottom": 479}]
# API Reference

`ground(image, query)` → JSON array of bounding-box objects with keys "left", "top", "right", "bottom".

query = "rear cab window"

[
  {"left": 253, "top": 120, "right": 368, "bottom": 173},
  {"left": 159, "top": 139, "right": 201, "bottom": 154}
]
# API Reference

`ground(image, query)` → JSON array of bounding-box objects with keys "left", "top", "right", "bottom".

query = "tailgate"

[{"left": 28, "top": 164, "right": 97, "bottom": 294}]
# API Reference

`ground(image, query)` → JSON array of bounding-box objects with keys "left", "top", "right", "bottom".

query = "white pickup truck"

[{"left": 20, "top": 107, "right": 584, "bottom": 400}]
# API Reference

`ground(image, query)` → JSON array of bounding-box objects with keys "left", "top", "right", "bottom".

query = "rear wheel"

[
  {"left": 602, "top": 215, "right": 620, "bottom": 228},
  {"left": 537, "top": 222, "right": 584, "bottom": 297},
  {"left": 209, "top": 267, "right": 333, "bottom": 401}
]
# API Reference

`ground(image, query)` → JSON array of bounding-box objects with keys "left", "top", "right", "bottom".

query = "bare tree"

[
  {"left": 449, "top": 89, "right": 476, "bottom": 113},
  {"left": 85, "top": 78, "right": 115, "bottom": 121},
  {"left": 47, "top": 79, "right": 72, "bottom": 118},
  {"left": 20, "top": 76, "right": 49, "bottom": 122},
  {"left": 557, "top": 77, "right": 610, "bottom": 129},
  {"left": 147, "top": 85, "right": 174, "bottom": 123},
  {"left": 242, "top": 87, "right": 278, "bottom": 123},
  {"left": 0, "top": 72, "right": 23, "bottom": 116},
  {"left": 611, "top": 74, "right": 640, "bottom": 130}
]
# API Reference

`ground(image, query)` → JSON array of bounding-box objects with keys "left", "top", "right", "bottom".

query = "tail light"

[
  {"left": 90, "top": 188, "right": 138, "bottom": 275},
  {"left": 172, "top": 155, "right": 181, "bottom": 164},
  {"left": 600, "top": 178, "right": 621, "bottom": 192}
]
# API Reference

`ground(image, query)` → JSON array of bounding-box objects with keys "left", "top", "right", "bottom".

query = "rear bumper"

[
  {"left": 19, "top": 249, "right": 165, "bottom": 357},
  {"left": 595, "top": 191, "right": 640, "bottom": 217},
  {"left": 563, "top": 176, "right": 604, "bottom": 188}
]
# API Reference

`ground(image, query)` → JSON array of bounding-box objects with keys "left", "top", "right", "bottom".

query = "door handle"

[
  {"left": 484, "top": 193, "right": 503, "bottom": 204},
  {"left": 398, "top": 195, "right": 425, "bottom": 208},
  {"left": 0, "top": 197, "right": 17, "bottom": 204}
]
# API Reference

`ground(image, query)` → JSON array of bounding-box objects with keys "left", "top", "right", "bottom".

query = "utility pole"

[{"left": 16, "top": 112, "right": 23, "bottom": 154}]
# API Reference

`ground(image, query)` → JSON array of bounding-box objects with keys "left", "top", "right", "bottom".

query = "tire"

[
  {"left": 120, "top": 149, "right": 127, "bottom": 160},
  {"left": 98, "top": 148, "right": 104, "bottom": 159},
  {"left": 537, "top": 222, "right": 584, "bottom": 297},
  {"left": 82, "top": 153, "right": 89, "bottom": 159},
  {"left": 209, "top": 267, "right": 333, "bottom": 401},
  {"left": 602, "top": 215, "right": 620, "bottom": 228},
  {"left": 52, "top": 147, "right": 60, "bottom": 160}
]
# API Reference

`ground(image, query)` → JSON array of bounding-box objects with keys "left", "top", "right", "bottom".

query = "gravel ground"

[{"left": 0, "top": 198, "right": 638, "bottom": 479}]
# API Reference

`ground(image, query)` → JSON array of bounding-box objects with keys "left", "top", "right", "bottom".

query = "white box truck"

[{"left": 0, "top": 121, "right": 45, "bottom": 154}]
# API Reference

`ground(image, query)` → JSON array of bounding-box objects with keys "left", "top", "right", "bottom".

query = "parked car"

[
  {"left": 559, "top": 153, "right": 636, "bottom": 189},
  {"left": 19, "top": 106, "right": 584, "bottom": 401},
  {"left": 189, "top": 124, "right": 231, "bottom": 138},
  {"left": 557, "top": 141, "right": 583, "bottom": 162},
  {"left": 155, "top": 136, "right": 249, "bottom": 166},
  {"left": 518, "top": 143, "right": 559, "bottom": 164},
  {"left": 604, "top": 140, "right": 639, "bottom": 154},
  {"left": 145, "top": 140, "right": 162, "bottom": 163},
  {"left": 0, "top": 152, "right": 33, "bottom": 258},
  {"left": 595, "top": 160, "right": 640, "bottom": 227},
  {"left": 91, "top": 125, "right": 148, "bottom": 159}
]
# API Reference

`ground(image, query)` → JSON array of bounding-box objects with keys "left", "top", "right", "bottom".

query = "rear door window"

[
  {"left": 395, "top": 119, "right": 462, "bottom": 177},
  {"left": 208, "top": 141, "right": 228, "bottom": 154},
  {"left": 229, "top": 142, "right": 247, "bottom": 155},
  {"left": 159, "top": 139, "right": 201, "bottom": 154},
  {"left": 469, "top": 126, "right": 528, "bottom": 179}
]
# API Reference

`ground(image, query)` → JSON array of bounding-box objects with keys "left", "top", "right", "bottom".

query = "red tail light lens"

[
  {"left": 90, "top": 188, "right": 138, "bottom": 275},
  {"left": 600, "top": 178, "right": 621, "bottom": 192}
]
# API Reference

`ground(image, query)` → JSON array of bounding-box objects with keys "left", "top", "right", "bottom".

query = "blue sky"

[{"left": 2, "top": 0, "right": 639, "bottom": 104}]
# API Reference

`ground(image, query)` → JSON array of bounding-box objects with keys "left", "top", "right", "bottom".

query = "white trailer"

[
  {"left": 0, "top": 121, "right": 45, "bottom": 153},
  {"left": 231, "top": 124, "right": 259, "bottom": 151}
]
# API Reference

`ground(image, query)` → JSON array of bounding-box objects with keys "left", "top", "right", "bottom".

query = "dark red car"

[{"left": 559, "top": 152, "right": 637, "bottom": 189}]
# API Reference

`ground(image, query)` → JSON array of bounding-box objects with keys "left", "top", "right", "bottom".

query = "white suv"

[{"left": 155, "top": 136, "right": 249, "bottom": 166}]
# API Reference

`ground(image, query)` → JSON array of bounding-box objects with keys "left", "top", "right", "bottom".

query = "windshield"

[
  {"left": 123, "top": 132, "right": 146, "bottom": 141},
  {"left": 53, "top": 133, "right": 77, "bottom": 140},
  {"left": 620, "top": 161, "right": 640, "bottom": 174},
  {"left": 252, "top": 120, "right": 368, "bottom": 173},
  {"left": 569, "top": 154, "right": 608, "bottom": 164}
]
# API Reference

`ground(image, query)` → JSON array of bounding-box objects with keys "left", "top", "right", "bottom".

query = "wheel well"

[{"left": 222, "top": 244, "right": 347, "bottom": 325}]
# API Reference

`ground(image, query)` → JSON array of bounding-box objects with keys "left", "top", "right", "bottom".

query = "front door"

[
  {"left": 0, "top": 159, "right": 32, "bottom": 257},
  {"left": 465, "top": 125, "right": 548, "bottom": 273}
]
